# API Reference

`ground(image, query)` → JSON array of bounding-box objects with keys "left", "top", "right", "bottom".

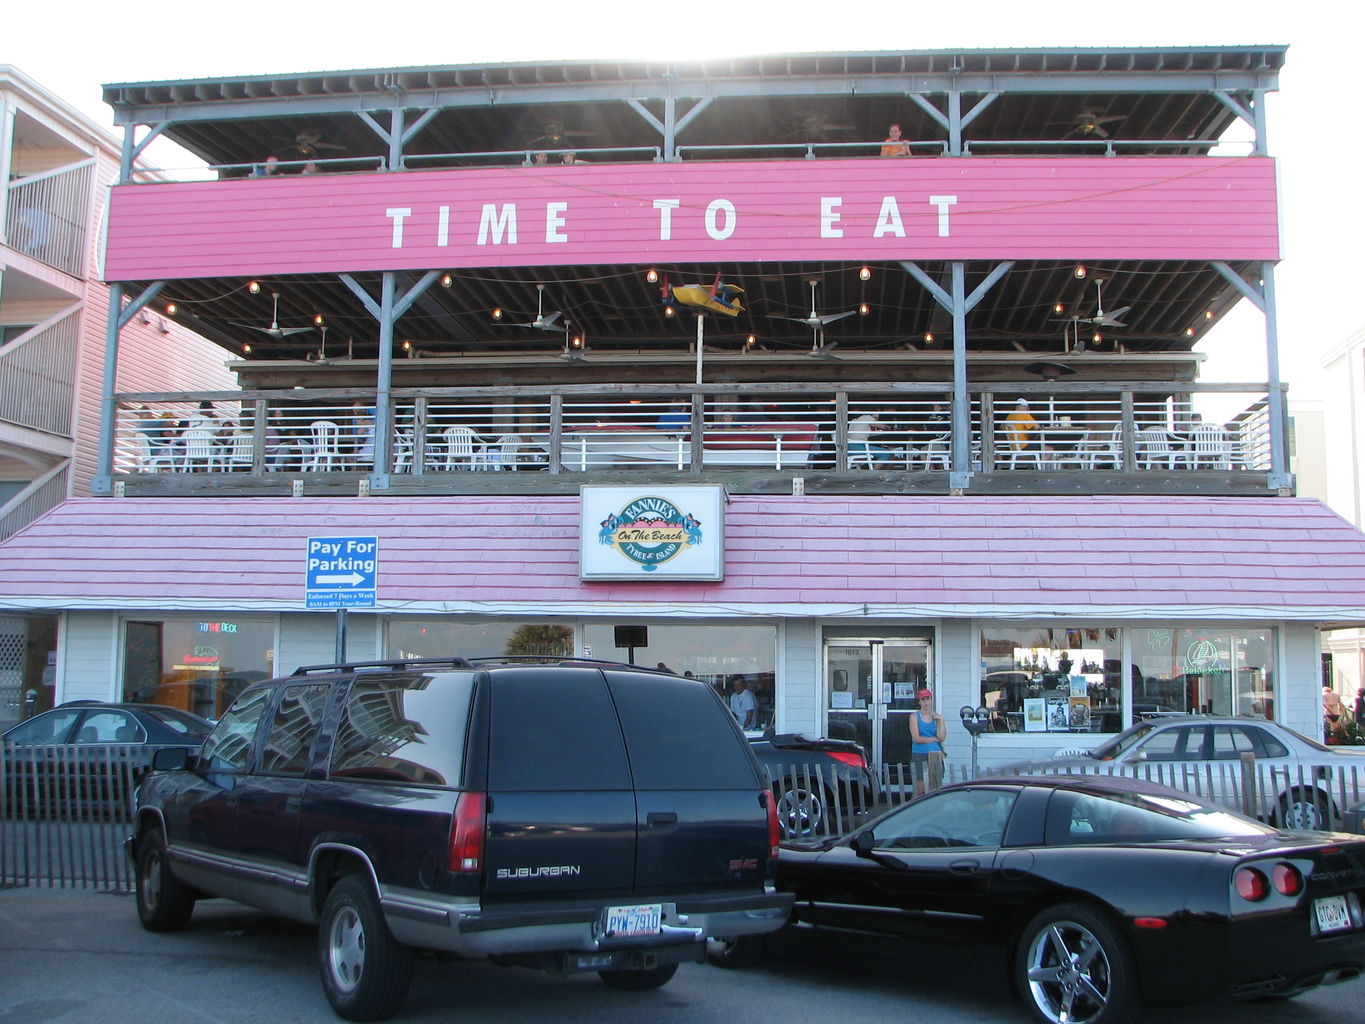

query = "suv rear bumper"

[{"left": 381, "top": 887, "right": 793, "bottom": 958}]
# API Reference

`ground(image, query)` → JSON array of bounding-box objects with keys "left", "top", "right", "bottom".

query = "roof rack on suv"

[
  {"left": 463, "top": 655, "right": 672, "bottom": 672},
  {"left": 290, "top": 657, "right": 475, "bottom": 676}
]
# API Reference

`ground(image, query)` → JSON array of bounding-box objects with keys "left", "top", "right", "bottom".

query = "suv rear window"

[
  {"left": 329, "top": 672, "right": 474, "bottom": 786},
  {"left": 487, "top": 667, "right": 631, "bottom": 791},
  {"left": 605, "top": 670, "right": 758, "bottom": 789}
]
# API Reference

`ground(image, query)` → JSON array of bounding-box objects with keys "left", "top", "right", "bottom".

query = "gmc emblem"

[{"left": 728, "top": 858, "right": 758, "bottom": 871}]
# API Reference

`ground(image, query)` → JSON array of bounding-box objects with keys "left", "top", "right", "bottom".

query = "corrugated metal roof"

[{"left": 1, "top": 495, "right": 1360, "bottom": 622}]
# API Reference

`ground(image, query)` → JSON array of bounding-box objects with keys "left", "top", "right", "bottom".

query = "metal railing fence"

[
  {"left": 111, "top": 382, "right": 1277, "bottom": 480},
  {"left": 4, "top": 161, "right": 94, "bottom": 277},
  {"left": 0, "top": 310, "right": 79, "bottom": 437}
]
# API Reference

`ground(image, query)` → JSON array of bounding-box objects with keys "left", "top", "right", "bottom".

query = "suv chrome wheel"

[
  {"left": 774, "top": 784, "right": 827, "bottom": 837},
  {"left": 318, "top": 876, "right": 413, "bottom": 1022}
]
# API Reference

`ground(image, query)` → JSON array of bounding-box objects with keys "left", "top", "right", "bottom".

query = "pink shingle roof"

[{"left": 2, "top": 495, "right": 1363, "bottom": 621}]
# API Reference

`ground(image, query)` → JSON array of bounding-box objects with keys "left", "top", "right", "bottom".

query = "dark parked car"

[
  {"left": 747, "top": 730, "right": 877, "bottom": 837},
  {"left": 2, "top": 702, "right": 214, "bottom": 815},
  {"left": 129, "top": 658, "right": 791, "bottom": 1021},
  {"left": 714, "top": 775, "right": 1365, "bottom": 1024}
]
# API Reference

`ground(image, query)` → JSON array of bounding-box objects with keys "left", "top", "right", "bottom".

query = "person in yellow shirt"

[{"left": 1005, "top": 399, "right": 1039, "bottom": 452}]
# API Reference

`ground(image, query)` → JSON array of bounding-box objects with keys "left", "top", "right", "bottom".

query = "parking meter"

[{"left": 959, "top": 705, "right": 991, "bottom": 779}]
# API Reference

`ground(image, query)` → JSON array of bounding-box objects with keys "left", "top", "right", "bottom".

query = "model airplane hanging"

[{"left": 661, "top": 272, "right": 745, "bottom": 317}]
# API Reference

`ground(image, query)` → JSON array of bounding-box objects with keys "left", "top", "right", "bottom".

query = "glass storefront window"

[
  {"left": 583, "top": 622, "right": 778, "bottom": 729},
  {"left": 1130, "top": 627, "right": 1274, "bottom": 720},
  {"left": 980, "top": 624, "right": 1277, "bottom": 734},
  {"left": 123, "top": 617, "right": 276, "bottom": 720},
  {"left": 387, "top": 620, "right": 574, "bottom": 660},
  {"left": 980, "top": 625, "right": 1123, "bottom": 734}
]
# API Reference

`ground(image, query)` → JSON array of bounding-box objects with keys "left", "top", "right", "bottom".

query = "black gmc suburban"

[{"left": 128, "top": 658, "right": 791, "bottom": 1020}]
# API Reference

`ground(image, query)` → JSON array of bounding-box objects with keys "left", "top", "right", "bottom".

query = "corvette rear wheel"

[{"left": 1016, "top": 903, "right": 1138, "bottom": 1024}]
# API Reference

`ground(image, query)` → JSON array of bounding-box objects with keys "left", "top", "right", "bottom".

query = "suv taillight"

[
  {"left": 449, "top": 792, "right": 487, "bottom": 874},
  {"left": 765, "top": 791, "right": 781, "bottom": 857},
  {"left": 826, "top": 750, "right": 866, "bottom": 769}
]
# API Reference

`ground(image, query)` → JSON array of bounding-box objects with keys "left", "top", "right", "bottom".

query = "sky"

[{"left": 7, "top": 0, "right": 1358, "bottom": 406}]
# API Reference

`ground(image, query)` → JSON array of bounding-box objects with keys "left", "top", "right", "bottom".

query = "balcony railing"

[
  {"left": 110, "top": 381, "right": 1276, "bottom": 494},
  {"left": 0, "top": 308, "right": 79, "bottom": 437},
  {"left": 3, "top": 161, "right": 93, "bottom": 277}
]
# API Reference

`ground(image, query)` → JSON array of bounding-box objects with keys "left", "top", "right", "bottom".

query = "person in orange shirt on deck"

[{"left": 880, "top": 123, "right": 911, "bottom": 157}]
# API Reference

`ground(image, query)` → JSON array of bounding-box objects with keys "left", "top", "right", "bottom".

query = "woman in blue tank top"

[{"left": 909, "top": 688, "right": 947, "bottom": 794}]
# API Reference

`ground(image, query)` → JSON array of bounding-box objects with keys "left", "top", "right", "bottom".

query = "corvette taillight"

[
  {"left": 1272, "top": 863, "right": 1304, "bottom": 896},
  {"left": 1234, "top": 867, "right": 1269, "bottom": 901},
  {"left": 449, "top": 791, "right": 486, "bottom": 874}
]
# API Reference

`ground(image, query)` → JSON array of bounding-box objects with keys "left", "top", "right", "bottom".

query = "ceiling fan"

[
  {"left": 500, "top": 284, "right": 565, "bottom": 332},
  {"left": 1066, "top": 109, "right": 1125, "bottom": 139},
  {"left": 1086, "top": 279, "right": 1131, "bottom": 327},
  {"left": 232, "top": 292, "right": 314, "bottom": 338},
  {"left": 524, "top": 120, "right": 597, "bottom": 147},
  {"left": 778, "top": 112, "right": 857, "bottom": 142},
  {"left": 279, "top": 127, "right": 347, "bottom": 159},
  {"left": 769, "top": 279, "right": 857, "bottom": 354}
]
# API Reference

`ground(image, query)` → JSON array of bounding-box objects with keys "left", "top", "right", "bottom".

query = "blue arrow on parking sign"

[{"left": 306, "top": 536, "right": 378, "bottom": 608}]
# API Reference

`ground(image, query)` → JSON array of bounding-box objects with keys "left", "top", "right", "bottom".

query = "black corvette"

[{"left": 713, "top": 775, "right": 1365, "bottom": 1024}]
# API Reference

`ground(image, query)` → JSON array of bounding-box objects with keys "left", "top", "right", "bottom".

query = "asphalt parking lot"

[{"left": 1, "top": 886, "right": 1361, "bottom": 1024}]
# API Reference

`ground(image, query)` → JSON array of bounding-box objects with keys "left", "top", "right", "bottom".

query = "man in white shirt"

[{"left": 729, "top": 677, "right": 758, "bottom": 730}]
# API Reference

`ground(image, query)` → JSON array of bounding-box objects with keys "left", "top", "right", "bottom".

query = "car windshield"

[
  {"left": 1087, "top": 721, "right": 1160, "bottom": 761},
  {"left": 1046, "top": 787, "right": 1277, "bottom": 844},
  {"left": 141, "top": 707, "right": 213, "bottom": 736}
]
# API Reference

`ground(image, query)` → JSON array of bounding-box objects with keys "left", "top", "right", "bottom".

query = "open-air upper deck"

[{"left": 92, "top": 46, "right": 1290, "bottom": 497}]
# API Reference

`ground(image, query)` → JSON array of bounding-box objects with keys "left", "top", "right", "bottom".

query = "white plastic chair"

[
  {"left": 224, "top": 432, "right": 255, "bottom": 472},
  {"left": 921, "top": 434, "right": 950, "bottom": 470},
  {"left": 1083, "top": 426, "right": 1123, "bottom": 470},
  {"left": 181, "top": 428, "right": 217, "bottom": 472},
  {"left": 484, "top": 434, "right": 523, "bottom": 471},
  {"left": 134, "top": 432, "right": 177, "bottom": 472},
  {"left": 1191, "top": 423, "right": 1232, "bottom": 469},
  {"left": 435, "top": 426, "right": 482, "bottom": 471},
  {"left": 1137, "top": 427, "right": 1187, "bottom": 470},
  {"left": 303, "top": 420, "right": 343, "bottom": 471}
]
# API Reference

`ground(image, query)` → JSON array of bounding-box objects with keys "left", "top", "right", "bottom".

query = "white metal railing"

[
  {"left": 0, "top": 464, "right": 69, "bottom": 543},
  {"left": 0, "top": 308, "right": 79, "bottom": 436},
  {"left": 109, "top": 384, "right": 1279, "bottom": 480},
  {"left": 4, "top": 161, "right": 94, "bottom": 277}
]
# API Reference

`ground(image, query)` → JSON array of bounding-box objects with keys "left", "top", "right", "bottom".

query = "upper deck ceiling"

[{"left": 102, "top": 47, "right": 1286, "bottom": 368}]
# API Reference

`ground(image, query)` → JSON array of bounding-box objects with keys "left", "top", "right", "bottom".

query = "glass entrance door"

[{"left": 825, "top": 638, "right": 931, "bottom": 769}]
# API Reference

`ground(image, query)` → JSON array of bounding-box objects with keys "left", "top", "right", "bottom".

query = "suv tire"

[
  {"left": 318, "top": 876, "right": 414, "bottom": 1022},
  {"left": 598, "top": 963, "right": 679, "bottom": 990},
  {"left": 135, "top": 830, "right": 195, "bottom": 932}
]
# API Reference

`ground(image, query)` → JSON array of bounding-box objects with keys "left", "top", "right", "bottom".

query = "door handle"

[
  {"left": 647, "top": 811, "right": 678, "bottom": 828},
  {"left": 948, "top": 859, "right": 980, "bottom": 875}
]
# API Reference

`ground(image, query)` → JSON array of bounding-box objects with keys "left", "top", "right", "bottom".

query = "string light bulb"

[
  {"left": 242, "top": 343, "right": 252, "bottom": 354},
  {"left": 402, "top": 340, "right": 412, "bottom": 351},
  {"left": 491, "top": 307, "right": 503, "bottom": 321},
  {"left": 1205, "top": 309, "right": 1215, "bottom": 320},
  {"left": 571, "top": 334, "right": 583, "bottom": 348},
  {"left": 858, "top": 266, "right": 872, "bottom": 281},
  {"left": 1092, "top": 331, "right": 1103, "bottom": 344},
  {"left": 1074, "top": 265, "right": 1087, "bottom": 279},
  {"left": 646, "top": 268, "right": 659, "bottom": 284},
  {"left": 663, "top": 304, "right": 676, "bottom": 318},
  {"left": 924, "top": 332, "right": 934, "bottom": 344},
  {"left": 247, "top": 281, "right": 261, "bottom": 294},
  {"left": 440, "top": 273, "right": 453, "bottom": 288},
  {"left": 858, "top": 302, "right": 870, "bottom": 316},
  {"left": 165, "top": 303, "right": 177, "bottom": 315},
  {"left": 1185, "top": 327, "right": 1196, "bottom": 337},
  {"left": 1054, "top": 303, "right": 1065, "bottom": 314},
  {"left": 313, "top": 314, "right": 324, "bottom": 326},
  {"left": 745, "top": 335, "right": 756, "bottom": 347}
]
